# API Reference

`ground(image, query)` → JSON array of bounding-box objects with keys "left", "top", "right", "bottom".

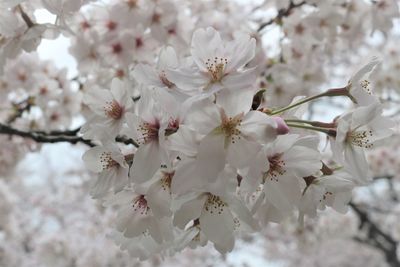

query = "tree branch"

[
  {"left": 350, "top": 202, "right": 399, "bottom": 267},
  {"left": 257, "top": 1, "right": 306, "bottom": 32},
  {"left": 17, "top": 4, "right": 35, "bottom": 28},
  {"left": 0, "top": 123, "right": 95, "bottom": 147},
  {"left": 7, "top": 96, "right": 34, "bottom": 124},
  {"left": 0, "top": 123, "right": 140, "bottom": 148}
]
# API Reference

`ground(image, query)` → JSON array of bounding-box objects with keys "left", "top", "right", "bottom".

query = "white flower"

[
  {"left": 124, "top": 89, "right": 169, "bottom": 183},
  {"left": 106, "top": 188, "right": 173, "bottom": 244},
  {"left": 245, "top": 134, "right": 322, "bottom": 221},
  {"left": 167, "top": 27, "right": 257, "bottom": 98},
  {"left": 82, "top": 143, "right": 129, "bottom": 198},
  {"left": 131, "top": 46, "right": 189, "bottom": 101},
  {"left": 332, "top": 103, "right": 394, "bottom": 184},
  {"left": 175, "top": 89, "right": 276, "bottom": 185},
  {"left": 173, "top": 166, "right": 258, "bottom": 254},
  {"left": 300, "top": 170, "right": 355, "bottom": 218},
  {"left": 83, "top": 78, "right": 133, "bottom": 139},
  {"left": 145, "top": 169, "right": 175, "bottom": 219},
  {"left": 132, "top": 46, "right": 179, "bottom": 89},
  {"left": 346, "top": 57, "right": 381, "bottom": 106}
]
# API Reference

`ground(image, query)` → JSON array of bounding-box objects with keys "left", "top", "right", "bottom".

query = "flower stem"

[
  {"left": 269, "top": 87, "right": 348, "bottom": 115},
  {"left": 284, "top": 119, "right": 336, "bottom": 128},
  {"left": 286, "top": 123, "right": 336, "bottom": 136}
]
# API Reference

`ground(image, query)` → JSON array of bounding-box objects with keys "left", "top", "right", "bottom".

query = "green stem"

[
  {"left": 284, "top": 119, "right": 314, "bottom": 124},
  {"left": 284, "top": 119, "right": 336, "bottom": 128},
  {"left": 286, "top": 123, "right": 336, "bottom": 136},
  {"left": 269, "top": 87, "right": 348, "bottom": 115},
  {"left": 270, "top": 93, "right": 326, "bottom": 115}
]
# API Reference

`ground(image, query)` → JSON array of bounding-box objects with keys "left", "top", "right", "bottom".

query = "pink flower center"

[
  {"left": 100, "top": 152, "right": 119, "bottom": 170},
  {"left": 137, "top": 120, "right": 160, "bottom": 144},
  {"left": 132, "top": 195, "right": 149, "bottom": 215},
  {"left": 265, "top": 153, "right": 286, "bottom": 182},
  {"left": 104, "top": 100, "right": 124, "bottom": 120}
]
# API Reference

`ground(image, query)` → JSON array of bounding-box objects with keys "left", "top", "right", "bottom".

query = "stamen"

[
  {"left": 100, "top": 151, "right": 119, "bottom": 170},
  {"left": 217, "top": 112, "right": 243, "bottom": 146},
  {"left": 264, "top": 153, "right": 286, "bottom": 182},
  {"left": 205, "top": 57, "right": 228, "bottom": 82},
  {"left": 320, "top": 191, "right": 333, "bottom": 202},
  {"left": 137, "top": 121, "right": 159, "bottom": 144},
  {"left": 160, "top": 171, "right": 174, "bottom": 191},
  {"left": 104, "top": 100, "right": 124, "bottom": 120},
  {"left": 360, "top": 80, "right": 372, "bottom": 95},
  {"left": 204, "top": 194, "right": 227, "bottom": 215},
  {"left": 159, "top": 71, "right": 175, "bottom": 88},
  {"left": 347, "top": 130, "right": 373, "bottom": 148},
  {"left": 132, "top": 195, "right": 149, "bottom": 215}
]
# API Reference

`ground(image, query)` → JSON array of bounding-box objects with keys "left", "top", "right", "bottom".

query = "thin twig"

[
  {"left": 350, "top": 202, "right": 399, "bottom": 267},
  {"left": 257, "top": 1, "right": 307, "bottom": 32},
  {"left": 0, "top": 123, "right": 95, "bottom": 147},
  {"left": 0, "top": 124, "right": 140, "bottom": 148}
]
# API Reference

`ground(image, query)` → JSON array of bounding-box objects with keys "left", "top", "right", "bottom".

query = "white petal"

[
  {"left": 226, "top": 36, "right": 256, "bottom": 72},
  {"left": 226, "top": 137, "right": 261, "bottom": 169},
  {"left": 158, "top": 46, "right": 179, "bottom": 69},
  {"left": 343, "top": 145, "right": 371, "bottom": 185},
  {"left": 172, "top": 158, "right": 206, "bottom": 195},
  {"left": 166, "top": 67, "right": 208, "bottom": 94},
  {"left": 82, "top": 146, "right": 106, "bottom": 172},
  {"left": 264, "top": 174, "right": 301, "bottom": 213},
  {"left": 216, "top": 88, "right": 253, "bottom": 117},
  {"left": 350, "top": 57, "right": 380, "bottom": 84},
  {"left": 284, "top": 146, "right": 322, "bottom": 177},
  {"left": 196, "top": 133, "right": 227, "bottom": 182},
  {"left": 240, "top": 111, "right": 277, "bottom": 143},
  {"left": 132, "top": 64, "right": 163, "bottom": 88},
  {"left": 222, "top": 68, "right": 257, "bottom": 91},
  {"left": 173, "top": 195, "right": 207, "bottom": 229},
  {"left": 191, "top": 27, "right": 223, "bottom": 71},
  {"left": 131, "top": 142, "right": 161, "bottom": 183},
  {"left": 184, "top": 98, "right": 221, "bottom": 134},
  {"left": 146, "top": 180, "right": 172, "bottom": 218},
  {"left": 200, "top": 200, "right": 235, "bottom": 253}
]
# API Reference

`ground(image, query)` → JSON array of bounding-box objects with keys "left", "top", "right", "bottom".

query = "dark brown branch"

[
  {"left": 257, "top": 1, "right": 306, "bottom": 32},
  {"left": 32, "top": 127, "right": 81, "bottom": 136},
  {"left": 0, "top": 123, "right": 140, "bottom": 148},
  {"left": 17, "top": 5, "right": 35, "bottom": 28},
  {"left": 350, "top": 202, "right": 399, "bottom": 267},
  {"left": 115, "top": 135, "right": 139, "bottom": 148},
  {"left": 7, "top": 96, "right": 34, "bottom": 124},
  {"left": 0, "top": 123, "right": 95, "bottom": 147}
]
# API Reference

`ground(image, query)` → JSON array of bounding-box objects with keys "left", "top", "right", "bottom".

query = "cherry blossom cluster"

[
  {"left": 0, "top": 0, "right": 96, "bottom": 72},
  {"left": 257, "top": 0, "right": 399, "bottom": 107},
  {"left": 0, "top": 52, "right": 82, "bottom": 130},
  {"left": 81, "top": 24, "right": 395, "bottom": 257},
  {"left": 0, "top": 0, "right": 399, "bottom": 263}
]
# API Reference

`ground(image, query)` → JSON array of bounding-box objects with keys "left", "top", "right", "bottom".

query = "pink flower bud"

[{"left": 273, "top": 117, "right": 289, "bottom": 135}]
